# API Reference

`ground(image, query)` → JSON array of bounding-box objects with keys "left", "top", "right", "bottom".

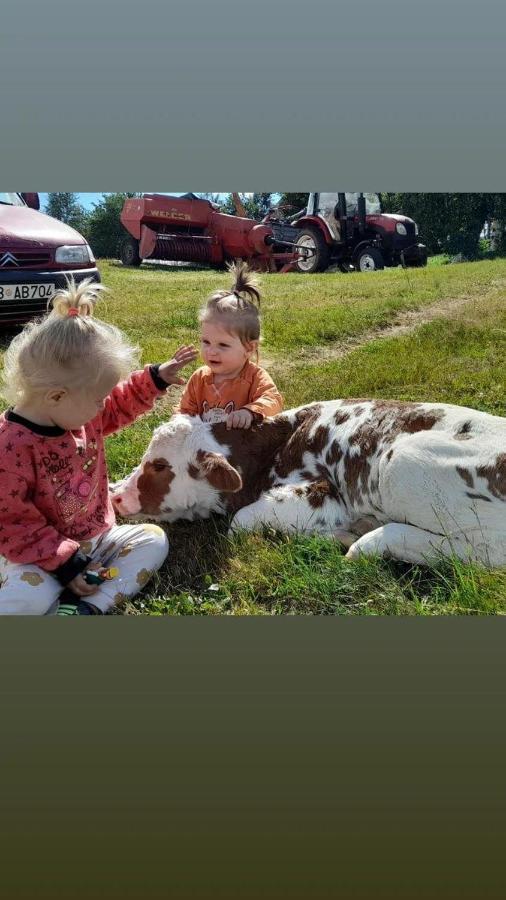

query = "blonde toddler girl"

[{"left": 0, "top": 278, "right": 197, "bottom": 615}]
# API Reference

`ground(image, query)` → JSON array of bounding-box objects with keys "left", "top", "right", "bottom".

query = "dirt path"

[{"left": 264, "top": 282, "right": 505, "bottom": 372}]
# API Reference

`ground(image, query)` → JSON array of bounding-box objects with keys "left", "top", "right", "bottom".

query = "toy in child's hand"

[{"left": 83, "top": 566, "right": 120, "bottom": 586}]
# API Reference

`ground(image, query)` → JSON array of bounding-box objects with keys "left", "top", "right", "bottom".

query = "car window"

[{"left": 0, "top": 193, "right": 25, "bottom": 207}]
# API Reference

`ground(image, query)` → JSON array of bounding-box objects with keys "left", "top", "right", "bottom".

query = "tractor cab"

[{"left": 306, "top": 192, "right": 381, "bottom": 242}]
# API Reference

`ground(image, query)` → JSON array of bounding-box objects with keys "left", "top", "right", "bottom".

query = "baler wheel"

[{"left": 120, "top": 236, "right": 142, "bottom": 267}]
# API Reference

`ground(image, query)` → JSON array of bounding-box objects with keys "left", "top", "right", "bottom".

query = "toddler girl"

[
  {"left": 174, "top": 262, "right": 283, "bottom": 428},
  {"left": 0, "top": 278, "right": 197, "bottom": 615}
]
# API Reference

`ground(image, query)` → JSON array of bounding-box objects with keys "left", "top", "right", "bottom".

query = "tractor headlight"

[
  {"left": 395, "top": 223, "right": 407, "bottom": 236},
  {"left": 55, "top": 244, "right": 93, "bottom": 264}
]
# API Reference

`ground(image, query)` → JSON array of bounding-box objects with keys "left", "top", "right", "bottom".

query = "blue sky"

[{"left": 38, "top": 192, "right": 230, "bottom": 211}]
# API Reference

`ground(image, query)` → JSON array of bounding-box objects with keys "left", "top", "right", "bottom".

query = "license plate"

[{"left": 0, "top": 283, "right": 56, "bottom": 302}]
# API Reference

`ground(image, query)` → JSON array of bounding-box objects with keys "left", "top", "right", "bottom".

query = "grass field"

[{"left": 2, "top": 257, "right": 506, "bottom": 614}]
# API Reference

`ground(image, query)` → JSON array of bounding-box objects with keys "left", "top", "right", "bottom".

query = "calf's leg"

[
  {"left": 345, "top": 523, "right": 500, "bottom": 568},
  {"left": 229, "top": 485, "right": 340, "bottom": 536}
]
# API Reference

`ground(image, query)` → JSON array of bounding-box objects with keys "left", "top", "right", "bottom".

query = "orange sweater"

[{"left": 174, "top": 361, "right": 283, "bottom": 422}]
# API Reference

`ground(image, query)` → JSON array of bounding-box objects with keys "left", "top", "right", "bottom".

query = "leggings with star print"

[{"left": 0, "top": 523, "right": 169, "bottom": 615}]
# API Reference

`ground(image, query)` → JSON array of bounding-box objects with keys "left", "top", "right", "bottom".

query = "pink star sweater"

[{"left": 0, "top": 365, "right": 166, "bottom": 576}]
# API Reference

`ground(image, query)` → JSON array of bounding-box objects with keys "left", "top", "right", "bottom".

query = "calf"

[{"left": 111, "top": 400, "right": 506, "bottom": 568}]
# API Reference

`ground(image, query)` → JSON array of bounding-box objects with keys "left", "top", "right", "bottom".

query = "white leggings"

[{"left": 0, "top": 523, "right": 169, "bottom": 615}]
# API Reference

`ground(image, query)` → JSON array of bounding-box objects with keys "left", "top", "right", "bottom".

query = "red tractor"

[
  {"left": 119, "top": 192, "right": 427, "bottom": 274},
  {"left": 119, "top": 193, "right": 299, "bottom": 272},
  {"left": 289, "top": 193, "right": 427, "bottom": 273}
]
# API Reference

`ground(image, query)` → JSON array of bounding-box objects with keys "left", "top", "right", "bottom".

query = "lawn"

[{"left": 2, "top": 258, "right": 506, "bottom": 614}]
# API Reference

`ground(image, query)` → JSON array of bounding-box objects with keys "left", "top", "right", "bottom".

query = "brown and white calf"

[{"left": 111, "top": 400, "right": 506, "bottom": 568}]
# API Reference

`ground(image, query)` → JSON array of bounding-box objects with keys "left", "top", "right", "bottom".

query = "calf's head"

[{"left": 111, "top": 415, "right": 242, "bottom": 522}]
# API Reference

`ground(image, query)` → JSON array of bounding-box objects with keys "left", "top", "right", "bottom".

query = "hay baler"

[{"left": 119, "top": 193, "right": 300, "bottom": 271}]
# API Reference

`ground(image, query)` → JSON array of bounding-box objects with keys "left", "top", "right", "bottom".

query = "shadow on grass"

[
  {"left": 116, "top": 514, "right": 236, "bottom": 615},
  {"left": 107, "top": 260, "right": 221, "bottom": 275}
]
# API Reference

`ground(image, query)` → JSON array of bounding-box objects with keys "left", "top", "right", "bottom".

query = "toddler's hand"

[
  {"left": 66, "top": 562, "right": 102, "bottom": 597},
  {"left": 158, "top": 346, "right": 198, "bottom": 385},
  {"left": 226, "top": 409, "right": 254, "bottom": 430}
]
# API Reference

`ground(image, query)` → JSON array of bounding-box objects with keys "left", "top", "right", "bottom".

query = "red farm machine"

[
  {"left": 119, "top": 193, "right": 299, "bottom": 272},
  {"left": 119, "top": 192, "right": 427, "bottom": 274}
]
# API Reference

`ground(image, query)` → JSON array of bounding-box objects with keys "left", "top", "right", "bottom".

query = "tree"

[
  {"left": 45, "top": 192, "right": 87, "bottom": 232},
  {"left": 85, "top": 193, "right": 140, "bottom": 259},
  {"left": 380, "top": 193, "right": 495, "bottom": 257},
  {"left": 277, "top": 193, "right": 309, "bottom": 216},
  {"left": 220, "top": 193, "right": 273, "bottom": 219}
]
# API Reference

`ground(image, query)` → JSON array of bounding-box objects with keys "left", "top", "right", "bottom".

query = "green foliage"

[
  {"left": 380, "top": 193, "right": 502, "bottom": 258},
  {"left": 45, "top": 192, "right": 87, "bottom": 233},
  {"left": 277, "top": 193, "right": 309, "bottom": 216},
  {"left": 220, "top": 193, "right": 273, "bottom": 219},
  {"left": 84, "top": 193, "right": 140, "bottom": 259}
]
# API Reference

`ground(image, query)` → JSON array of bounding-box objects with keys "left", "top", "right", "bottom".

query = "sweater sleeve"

[
  {"left": 172, "top": 371, "right": 201, "bottom": 416},
  {"left": 100, "top": 365, "right": 166, "bottom": 437},
  {"left": 243, "top": 368, "right": 284, "bottom": 419},
  {"left": 0, "top": 469, "right": 81, "bottom": 573}
]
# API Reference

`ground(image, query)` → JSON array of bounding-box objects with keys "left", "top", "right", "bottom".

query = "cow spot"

[
  {"left": 476, "top": 454, "right": 506, "bottom": 499},
  {"left": 209, "top": 416, "right": 293, "bottom": 511},
  {"left": 274, "top": 404, "right": 324, "bottom": 478},
  {"left": 400, "top": 411, "right": 442, "bottom": 434},
  {"left": 455, "top": 421, "right": 473, "bottom": 440},
  {"left": 138, "top": 458, "right": 175, "bottom": 514},
  {"left": 306, "top": 478, "right": 342, "bottom": 509},
  {"left": 325, "top": 440, "right": 343, "bottom": 466},
  {"left": 343, "top": 450, "right": 371, "bottom": 505},
  {"left": 456, "top": 466, "right": 474, "bottom": 489},
  {"left": 333, "top": 411, "right": 350, "bottom": 427},
  {"left": 341, "top": 403, "right": 443, "bottom": 507}
]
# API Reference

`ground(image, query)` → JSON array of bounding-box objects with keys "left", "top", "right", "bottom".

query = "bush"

[{"left": 85, "top": 193, "right": 139, "bottom": 259}]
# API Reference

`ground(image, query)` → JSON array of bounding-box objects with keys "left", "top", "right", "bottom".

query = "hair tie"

[{"left": 67, "top": 307, "right": 79, "bottom": 317}]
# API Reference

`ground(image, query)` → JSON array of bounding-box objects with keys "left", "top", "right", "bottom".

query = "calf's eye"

[{"left": 152, "top": 461, "right": 168, "bottom": 472}]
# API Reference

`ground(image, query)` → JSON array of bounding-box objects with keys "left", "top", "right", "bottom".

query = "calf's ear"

[{"left": 196, "top": 450, "right": 242, "bottom": 493}]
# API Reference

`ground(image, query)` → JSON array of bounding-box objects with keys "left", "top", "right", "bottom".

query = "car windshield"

[{"left": 0, "top": 193, "right": 25, "bottom": 207}]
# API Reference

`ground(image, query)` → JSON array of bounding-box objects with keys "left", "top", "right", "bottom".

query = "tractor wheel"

[
  {"left": 294, "top": 227, "right": 330, "bottom": 274},
  {"left": 120, "top": 236, "right": 142, "bottom": 267},
  {"left": 355, "top": 246, "right": 384, "bottom": 272}
]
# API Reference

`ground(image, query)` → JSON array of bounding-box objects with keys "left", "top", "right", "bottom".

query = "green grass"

[
  {"left": 1, "top": 257, "right": 506, "bottom": 615},
  {"left": 275, "top": 295, "right": 506, "bottom": 413},
  {"left": 97, "top": 258, "right": 506, "bottom": 353}
]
